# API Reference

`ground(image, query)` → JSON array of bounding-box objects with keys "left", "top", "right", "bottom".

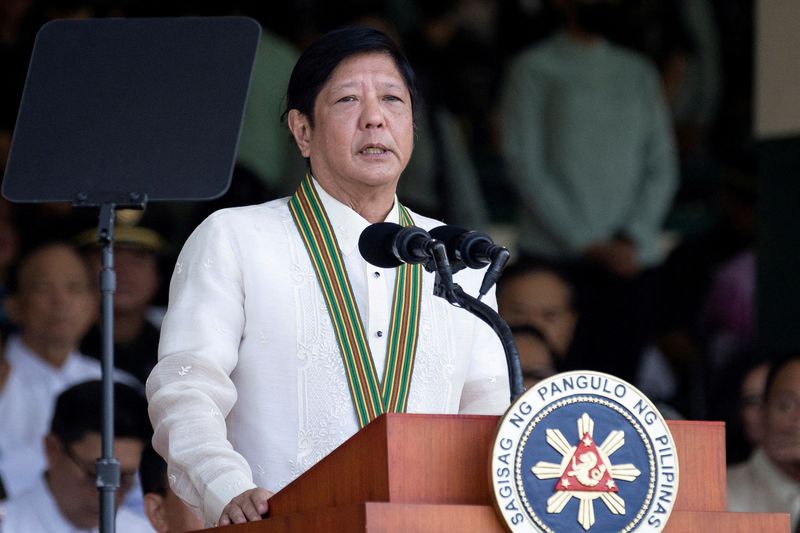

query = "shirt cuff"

[{"left": 203, "top": 471, "right": 258, "bottom": 526}]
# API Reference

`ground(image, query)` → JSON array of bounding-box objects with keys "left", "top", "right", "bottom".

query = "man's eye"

[
  {"left": 384, "top": 95, "right": 402, "bottom": 102},
  {"left": 337, "top": 96, "right": 356, "bottom": 103}
]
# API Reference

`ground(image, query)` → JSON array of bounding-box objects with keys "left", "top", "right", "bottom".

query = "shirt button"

[
  {"left": 373, "top": 271, "right": 381, "bottom": 278},
  {"left": 376, "top": 330, "right": 384, "bottom": 338}
]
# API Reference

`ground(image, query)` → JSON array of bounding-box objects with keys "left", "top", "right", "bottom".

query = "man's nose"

[{"left": 361, "top": 97, "right": 384, "bottom": 129}]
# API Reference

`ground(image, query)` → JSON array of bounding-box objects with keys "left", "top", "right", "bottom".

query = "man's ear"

[
  {"left": 287, "top": 109, "right": 312, "bottom": 158},
  {"left": 143, "top": 493, "right": 169, "bottom": 533},
  {"left": 43, "top": 434, "right": 60, "bottom": 466}
]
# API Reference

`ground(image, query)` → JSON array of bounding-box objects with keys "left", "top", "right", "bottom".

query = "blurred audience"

[
  {"left": 0, "top": 380, "right": 153, "bottom": 532},
  {"left": 727, "top": 355, "right": 800, "bottom": 531},
  {"left": 0, "top": 242, "right": 136, "bottom": 498},
  {"left": 139, "top": 443, "right": 204, "bottom": 533},
  {"left": 702, "top": 248, "right": 755, "bottom": 375},
  {"left": 510, "top": 324, "right": 557, "bottom": 389},
  {"left": 738, "top": 361, "right": 770, "bottom": 450},
  {"left": 497, "top": 259, "right": 577, "bottom": 368},
  {"left": 76, "top": 224, "right": 166, "bottom": 384},
  {"left": 236, "top": 28, "right": 304, "bottom": 199},
  {"left": 0, "top": 199, "right": 20, "bottom": 328},
  {"left": 0, "top": 1, "right": 785, "bottom": 503},
  {"left": 657, "top": 158, "right": 756, "bottom": 417},
  {"left": 500, "top": 0, "right": 678, "bottom": 382}
]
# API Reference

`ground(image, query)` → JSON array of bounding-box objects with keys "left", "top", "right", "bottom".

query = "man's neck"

[
  {"left": 313, "top": 176, "right": 395, "bottom": 224},
  {"left": 22, "top": 336, "right": 72, "bottom": 369},
  {"left": 565, "top": 26, "right": 604, "bottom": 46}
]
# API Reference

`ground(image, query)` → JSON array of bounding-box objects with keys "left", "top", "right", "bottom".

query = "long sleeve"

[{"left": 146, "top": 213, "right": 255, "bottom": 525}]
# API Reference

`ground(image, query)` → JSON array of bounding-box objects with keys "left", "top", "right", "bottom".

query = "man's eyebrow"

[{"left": 329, "top": 80, "right": 407, "bottom": 92}]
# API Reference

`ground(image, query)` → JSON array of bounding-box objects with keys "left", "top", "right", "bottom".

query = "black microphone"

[
  {"left": 429, "top": 225, "right": 510, "bottom": 298},
  {"left": 428, "top": 225, "right": 505, "bottom": 268},
  {"left": 358, "top": 222, "right": 436, "bottom": 268}
]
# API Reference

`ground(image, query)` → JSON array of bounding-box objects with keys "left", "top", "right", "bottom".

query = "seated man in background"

[
  {"left": 727, "top": 354, "right": 800, "bottom": 530},
  {"left": 0, "top": 380, "right": 153, "bottom": 532},
  {"left": 139, "top": 443, "right": 204, "bottom": 533},
  {"left": 0, "top": 242, "right": 110, "bottom": 496},
  {"left": 76, "top": 224, "right": 166, "bottom": 385},
  {"left": 497, "top": 259, "right": 578, "bottom": 369},
  {"left": 509, "top": 324, "right": 557, "bottom": 389}
]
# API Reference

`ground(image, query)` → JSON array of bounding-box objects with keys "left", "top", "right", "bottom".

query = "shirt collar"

[
  {"left": 753, "top": 447, "right": 800, "bottom": 495},
  {"left": 311, "top": 176, "right": 400, "bottom": 257},
  {"left": 6, "top": 335, "right": 81, "bottom": 378}
]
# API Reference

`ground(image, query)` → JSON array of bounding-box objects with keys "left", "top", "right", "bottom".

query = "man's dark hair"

[
  {"left": 763, "top": 353, "right": 800, "bottom": 404},
  {"left": 50, "top": 380, "right": 150, "bottom": 446},
  {"left": 497, "top": 258, "right": 577, "bottom": 310},
  {"left": 139, "top": 442, "right": 168, "bottom": 496},
  {"left": 284, "top": 26, "right": 418, "bottom": 126}
]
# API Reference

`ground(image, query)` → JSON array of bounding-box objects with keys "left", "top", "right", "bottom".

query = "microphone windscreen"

[
  {"left": 358, "top": 222, "right": 404, "bottom": 268},
  {"left": 429, "top": 225, "right": 468, "bottom": 258}
]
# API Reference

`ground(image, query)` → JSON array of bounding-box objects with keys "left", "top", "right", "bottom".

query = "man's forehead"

[
  {"left": 326, "top": 54, "right": 406, "bottom": 88},
  {"left": 19, "top": 246, "right": 88, "bottom": 283},
  {"left": 774, "top": 360, "right": 800, "bottom": 389}
]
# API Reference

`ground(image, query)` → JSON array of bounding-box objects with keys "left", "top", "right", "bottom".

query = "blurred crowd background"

[{"left": 0, "top": 0, "right": 780, "bottom": 518}]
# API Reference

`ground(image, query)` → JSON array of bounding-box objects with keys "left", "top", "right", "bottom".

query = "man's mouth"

[{"left": 360, "top": 144, "right": 389, "bottom": 155}]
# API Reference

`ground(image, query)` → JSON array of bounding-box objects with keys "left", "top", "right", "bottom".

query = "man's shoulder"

[
  {"left": 508, "top": 36, "right": 560, "bottom": 73},
  {"left": 1, "top": 478, "right": 52, "bottom": 528},
  {"left": 604, "top": 42, "right": 661, "bottom": 82},
  {"left": 186, "top": 198, "right": 293, "bottom": 246},
  {"left": 203, "top": 198, "right": 292, "bottom": 227}
]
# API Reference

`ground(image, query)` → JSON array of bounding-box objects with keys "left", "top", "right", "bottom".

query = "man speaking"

[{"left": 146, "top": 26, "right": 509, "bottom": 527}]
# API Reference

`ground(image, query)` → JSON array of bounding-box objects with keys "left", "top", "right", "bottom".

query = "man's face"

[
  {"left": 45, "top": 432, "right": 143, "bottom": 530},
  {"left": 9, "top": 244, "right": 97, "bottom": 354},
  {"left": 515, "top": 332, "right": 556, "bottom": 389},
  {"left": 499, "top": 271, "right": 577, "bottom": 357},
  {"left": 85, "top": 245, "right": 159, "bottom": 314},
  {"left": 289, "top": 52, "right": 414, "bottom": 197},
  {"left": 762, "top": 360, "right": 800, "bottom": 479},
  {"left": 740, "top": 362, "right": 769, "bottom": 446}
]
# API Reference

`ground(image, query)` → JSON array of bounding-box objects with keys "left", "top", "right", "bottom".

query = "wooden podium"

[{"left": 206, "top": 414, "right": 789, "bottom": 532}]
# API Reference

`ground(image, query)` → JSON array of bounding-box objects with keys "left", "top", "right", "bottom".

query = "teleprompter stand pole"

[{"left": 91, "top": 197, "right": 145, "bottom": 533}]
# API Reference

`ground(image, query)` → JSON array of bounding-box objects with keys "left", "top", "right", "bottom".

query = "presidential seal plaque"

[{"left": 491, "top": 371, "right": 679, "bottom": 532}]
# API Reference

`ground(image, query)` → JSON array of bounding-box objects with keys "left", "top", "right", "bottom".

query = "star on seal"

[{"left": 530, "top": 413, "right": 641, "bottom": 530}]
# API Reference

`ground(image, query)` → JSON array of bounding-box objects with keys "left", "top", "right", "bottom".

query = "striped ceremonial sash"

[{"left": 289, "top": 176, "right": 423, "bottom": 428}]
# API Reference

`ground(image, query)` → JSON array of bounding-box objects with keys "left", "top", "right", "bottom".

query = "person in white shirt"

[
  {"left": 727, "top": 355, "right": 800, "bottom": 530},
  {"left": 146, "top": 26, "right": 510, "bottom": 528},
  {"left": 0, "top": 380, "right": 153, "bottom": 532},
  {"left": 0, "top": 242, "right": 105, "bottom": 496}
]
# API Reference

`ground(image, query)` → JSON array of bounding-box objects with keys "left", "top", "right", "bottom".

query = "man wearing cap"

[{"left": 76, "top": 224, "right": 166, "bottom": 385}]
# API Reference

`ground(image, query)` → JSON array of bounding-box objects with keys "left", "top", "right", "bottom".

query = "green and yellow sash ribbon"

[{"left": 289, "top": 175, "right": 423, "bottom": 428}]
